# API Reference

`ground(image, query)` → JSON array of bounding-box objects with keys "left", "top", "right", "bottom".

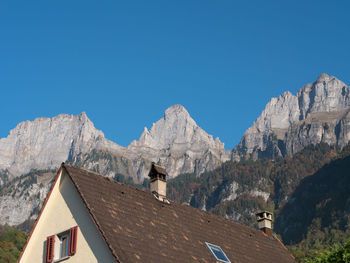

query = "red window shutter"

[
  {"left": 68, "top": 226, "right": 78, "bottom": 256},
  {"left": 45, "top": 235, "right": 55, "bottom": 263}
]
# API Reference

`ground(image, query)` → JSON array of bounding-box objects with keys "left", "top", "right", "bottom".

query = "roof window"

[{"left": 205, "top": 242, "right": 231, "bottom": 263}]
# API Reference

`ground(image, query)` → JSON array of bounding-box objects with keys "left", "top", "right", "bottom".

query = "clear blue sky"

[{"left": 1, "top": 1, "right": 349, "bottom": 149}]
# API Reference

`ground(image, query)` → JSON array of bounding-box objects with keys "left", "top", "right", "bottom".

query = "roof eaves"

[{"left": 272, "top": 235, "right": 296, "bottom": 261}]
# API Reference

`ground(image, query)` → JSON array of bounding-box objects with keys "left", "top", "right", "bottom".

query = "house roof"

[{"left": 62, "top": 163, "right": 295, "bottom": 263}]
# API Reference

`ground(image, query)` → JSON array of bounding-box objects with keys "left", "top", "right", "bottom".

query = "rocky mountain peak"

[
  {"left": 0, "top": 113, "right": 121, "bottom": 178},
  {"left": 316, "top": 73, "right": 331, "bottom": 82},
  {"left": 0, "top": 107, "right": 231, "bottom": 226},
  {"left": 234, "top": 74, "right": 350, "bottom": 159},
  {"left": 130, "top": 105, "right": 223, "bottom": 151},
  {"left": 164, "top": 104, "right": 190, "bottom": 119},
  {"left": 77, "top": 111, "right": 89, "bottom": 121},
  {"left": 298, "top": 74, "right": 349, "bottom": 119},
  {"left": 254, "top": 90, "right": 299, "bottom": 132},
  {"left": 126, "top": 104, "right": 230, "bottom": 177}
]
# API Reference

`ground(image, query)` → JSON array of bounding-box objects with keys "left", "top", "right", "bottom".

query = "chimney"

[
  {"left": 148, "top": 162, "right": 168, "bottom": 203},
  {"left": 256, "top": 211, "right": 273, "bottom": 236}
]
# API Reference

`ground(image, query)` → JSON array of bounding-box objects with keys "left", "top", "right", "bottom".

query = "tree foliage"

[
  {"left": 0, "top": 225, "right": 27, "bottom": 263},
  {"left": 167, "top": 143, "right": 350, "bottom": 261},
  {"left": 301, "top": 239, "right": 350, "bottom": 263}
]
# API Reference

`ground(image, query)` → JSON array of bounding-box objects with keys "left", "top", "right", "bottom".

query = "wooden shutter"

[
  {"left": 68, "top": 226, "right": 78, "bottom": 256},
  {"left": 45, "top": 235, "right": 55, "bottom": 263}
]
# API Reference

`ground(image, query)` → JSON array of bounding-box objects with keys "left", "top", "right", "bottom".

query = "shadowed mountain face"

[
  {"left": 275, "top": 154, "right": 350, "bottom": 246},
  {"left": 167, "top": 143, "right": 350, "bottom": 250},
  {"left": 233, "top": 74, "right": 350, "bottom": 160}
]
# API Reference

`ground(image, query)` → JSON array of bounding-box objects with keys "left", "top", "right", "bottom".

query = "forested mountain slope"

[{"left": 167, "top": 143, "right": 350, "bottom": 254}]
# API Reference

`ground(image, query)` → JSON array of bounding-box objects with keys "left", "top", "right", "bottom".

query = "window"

[
  {"left": 45, "top": 226, "right": 78, "bottom": 263},
  {"left": 205, "top": 242, "right": 231, "bottom": 263},
  {"left": 58, "top": 232, "right": 69, "bottom": 259}
]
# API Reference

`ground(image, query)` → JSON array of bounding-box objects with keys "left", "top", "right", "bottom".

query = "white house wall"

[{"left": 19, "top": 169, "right": 116, "bottom": 263}]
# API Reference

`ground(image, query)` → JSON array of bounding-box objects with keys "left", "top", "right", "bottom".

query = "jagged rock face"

[
  {"left": 71, "top": 149, "right": 151, "bottom": 183},
  {"left": 234, "top": 74, "right": 350, "bottom": 159},
  {"left": 298, "top": 73, "right": 350, "bottom": 118},
  {"left": 0, "top": 106, "right": 228, "bottom": 183},
  {"left": 71, "top": 105, "right": 230, "bottom": 181},
  {"left": 0, "top": 112, "right": 122, "bottom": 180},
  {"left": 0, "top": 112, "right": 124, "bottom": 226},
  {"left": 0, "top": 105, "right": 229, "bottom": 226},
  {"left": 0, "top": 171, "right": 55, "bottom": 226},
  {"left": 127, "top": 105, "right": 230, "bottom": 178},
  {"left": 133, "top": 105, "right": 224, "bottom": 151}
]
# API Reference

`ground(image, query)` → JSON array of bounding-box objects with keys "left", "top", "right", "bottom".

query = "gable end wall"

[{"left": 19, "top": 169, "right": 115, "bottom": 263}]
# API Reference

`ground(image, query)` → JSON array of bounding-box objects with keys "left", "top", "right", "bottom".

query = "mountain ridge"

[
  {"left": 2, "top": 73, "right": 350, "bottom": 232},
  {"left": 0, "top": 105, "right": 230, "bottom": 226},
  {"left": 0, "top": 104, "right": 229, "bottom": 184},
  {"left": 167, "top": 142, "right": 350, "bottom": 260},
  {"left": 233, "top": 73, "right": 350, "bottom": 160},
  {"left": 0, "top": 112, "right": 123, "bottom": 180}
]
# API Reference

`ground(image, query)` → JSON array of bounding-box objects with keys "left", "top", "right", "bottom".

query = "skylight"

[{"left": 205, "top": 242, "right": 231, "bottom": 263}]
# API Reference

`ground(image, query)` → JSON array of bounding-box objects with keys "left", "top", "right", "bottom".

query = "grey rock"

[
  {"left": 0, "top": 171, "right": 55, "bottom": 226},
  {"left": 0, "top": 105, "right": 229, "bottom": 226},
  {"left": 0, "top": 112, "right": 122, "bottom": 181},
  {"left": 233, "top": 74, "right": 350, "bottom": 159},
  {"left": 126, "top": 105, "right": 230, "bottom": 178}
]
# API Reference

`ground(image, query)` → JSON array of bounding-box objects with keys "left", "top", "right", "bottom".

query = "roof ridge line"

[{"left": 64, "top": 163, "right": 151, "bottom": 193}]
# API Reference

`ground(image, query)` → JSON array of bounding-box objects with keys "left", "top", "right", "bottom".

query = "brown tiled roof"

[{"left": 63, "top": 164, "right": 295, "bottom": 263}]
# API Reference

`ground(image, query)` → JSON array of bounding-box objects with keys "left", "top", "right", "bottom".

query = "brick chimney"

[
  {"left": 148, "top": 162, "right": 168, "bottom": 202},
  {"left": 256, "top": 211, "right": 273, "bottom": 236}
]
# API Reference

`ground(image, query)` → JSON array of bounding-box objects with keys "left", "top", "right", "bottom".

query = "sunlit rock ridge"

[
  {"left": 73, "top": 105, "right": 230, "bottom": 181},
  {"left": 0, "top": 112, "right": 122, "bottom": 181},
  {"left": 0, "top": 105, "right": 230, "bottom": 225},
  {"left": 0, "top": 105, "right": 229, "bottom": 183},
  {"left": 2, "top": 73, "right": 350, "bottom": 227},
  {"left": 127, "top": 104, "right": 230, "bottom": 178},
  {"left": 233, "top": 73, "right": 350, "bottom": 160},
  {"left": 0, "top": 112, "right": 123, "bottom": 226}
]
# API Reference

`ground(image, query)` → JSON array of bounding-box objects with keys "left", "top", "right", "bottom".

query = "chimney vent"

[
  {"left": 256, "top": 211, "right": 273, "bottom": 236},
  {"left": 148, "top": 162, "right": 169, "bottom": 203}
]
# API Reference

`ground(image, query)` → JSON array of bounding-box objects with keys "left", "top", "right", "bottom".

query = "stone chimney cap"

[
  {"left": 256, "top": 211, "right": 273, "bottom": 221},
  {"left": 148, "top": 162, "right": 168, "bottom": 180},
  {"left": 256, "top": 211, "right": 273, "bottom": 236}
]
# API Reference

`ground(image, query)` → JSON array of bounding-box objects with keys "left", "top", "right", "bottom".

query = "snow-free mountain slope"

[
  {"left": 233, "top": 74, "right": 350, "bottom": 159},
  {"left": 0, "top": 105, "right": 230, "bottom": 226},
  {"left": 131, "top": 105, "right": 225, "bottom": 152},
  {"left": 3, "top": 74, "right": 350, "bottom": 228},
  {"left": 127, "top": 104, "right": 230, "bottom": 178},
  {"left": 0, "top": 112, "right": 123, "bottom": 180}
]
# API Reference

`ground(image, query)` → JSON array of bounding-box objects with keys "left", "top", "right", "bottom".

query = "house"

[{"left": 18, "top": 163, "right": 295, "bottom": 263}]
